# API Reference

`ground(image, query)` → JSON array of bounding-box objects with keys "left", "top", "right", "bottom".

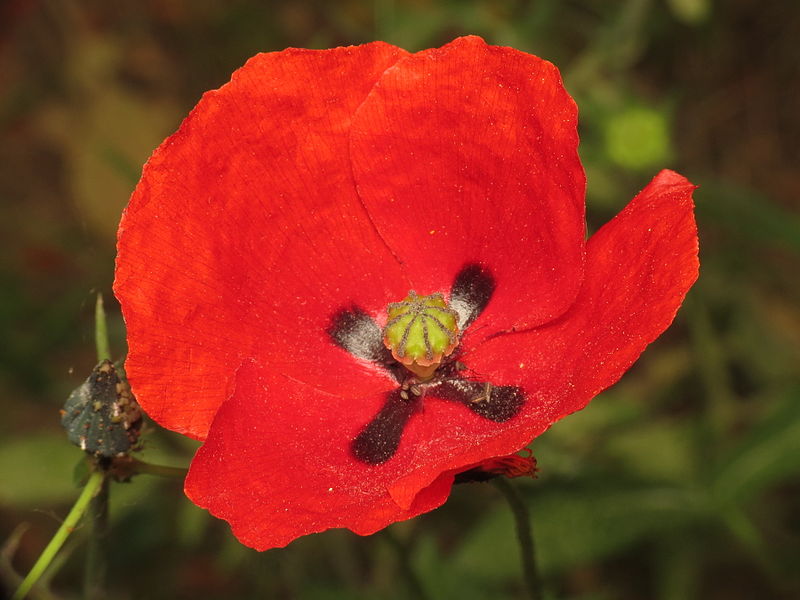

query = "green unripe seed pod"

[{"left": 383, "top": 291, "right": 460, "bottom": 380}]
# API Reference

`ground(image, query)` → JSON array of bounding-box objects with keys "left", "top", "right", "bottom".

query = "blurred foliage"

[{"left": 1, "top": 0, "right": 799, "bottom": 599}]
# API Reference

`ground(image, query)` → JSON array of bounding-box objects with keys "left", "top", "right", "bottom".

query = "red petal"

[
  {"left": 478, "top": 449, "right": 537, "bottom": 479},
  {"left": 187, "top": 171, "right": 696, "bottom": 549},
  {"left": 185, "top": 360, "right": 454, "bottom": 550},
  {"left": 350, "top": 36, "right": 586, "bottom": 339},
  {"left": 387, "top": 170, "right": 698, "bottom": 505},
  {"left": 114, "top": 43, "right": 411, "bottom": 440}
]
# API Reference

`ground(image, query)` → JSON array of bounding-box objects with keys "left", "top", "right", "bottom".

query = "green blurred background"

[{"left": 1, "top": 0, "right": 799, "bottom": 598}]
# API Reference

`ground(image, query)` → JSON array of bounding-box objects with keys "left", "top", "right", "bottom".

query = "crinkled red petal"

[
  {"left": 185, "top": 360, "right": 454, "bottom": 550},
  {"left": 186, "top": 170, "right": 696, "bottom": 550},
  {"left": 385, "top": 170, "right": 699, "bottom": 507},
  {"left": 116, "top": 34, "right": 698, "bottom": 551},
  {"left": 114, "top": 43, "right": 410, "bottom": 440},
  {"left": 350, "top": 36, "right": 586, "bottom": 341}
]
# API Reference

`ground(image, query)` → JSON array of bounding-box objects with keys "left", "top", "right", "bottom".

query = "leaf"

[
  {"left": 413, "top": 530, "right": 514, "bottom": 600},
  {"left": 713, "top": 388, "right": 800, "bottom": 504},
  {"left": 603, "top": 421, "right": 698, "bottom": 483},
  {"left": 455, "top": 483, "right": 707, "bottom": 577},
  {"left": 697, "top": 180, "right": 800, "bottom": 254}
]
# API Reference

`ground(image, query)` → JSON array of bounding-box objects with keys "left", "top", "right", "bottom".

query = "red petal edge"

[
  {"left": 350, "top": 36, "right": 586, "bottom": 340},
  {"left": 114, "top": 42, "right": 411, "bottom": 440},
  {"left": 185, "top": 360, "right": 455, "bottom": 550}
]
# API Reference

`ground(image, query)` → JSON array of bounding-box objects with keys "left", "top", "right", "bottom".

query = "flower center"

[{"left": 382, "top": 291, "right": 459, "bottom": 380}]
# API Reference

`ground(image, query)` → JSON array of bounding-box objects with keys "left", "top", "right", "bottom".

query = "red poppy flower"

[{"left": 114, "top": 36, "right": 698, "bottom": 550}]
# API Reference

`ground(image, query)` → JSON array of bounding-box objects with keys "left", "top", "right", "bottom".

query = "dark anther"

[
  {"left": 328, "top": 306, "right": 392, "bottom": 364},
  {"left": 450, "top": 263, "right": 496, "bottom": 329},
  {"left": 351, "top": 389, "right": 418, "bottom": 464},
  {"left": 431, "top": 379, "right": 523, "bottom": 422}
]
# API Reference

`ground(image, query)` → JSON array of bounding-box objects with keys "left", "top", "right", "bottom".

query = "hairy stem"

[
  {"left": 83, "top": 474, "right": 109, "bottom": 600},
  {"left": 12, "top": 470, "right": 104, "bottom": 600},
  {"left": 128, "top": 458, "right": 188, "bottom": 478},
  {"left": 94, "top": 294, "right": 111, "bottom": 363}
]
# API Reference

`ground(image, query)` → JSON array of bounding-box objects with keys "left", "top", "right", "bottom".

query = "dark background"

[{"left": 1, "top": 1, "right": 799, "bottom": 598}]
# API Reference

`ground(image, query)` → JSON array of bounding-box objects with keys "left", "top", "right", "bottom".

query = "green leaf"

[
  {"left": 713, "top": 388, "right": 800, "bottom": 504},
  {"left": 603, "top": 421, "right": 698, "bottom": 483},
  {"left": 455, "top": 484, "right": 707, "bottom": 577},
  {"left": 414, "top": 529, "right": 514, "bottom": 600},
  {"left": 697, "top": 180, "right": 800, "bottom": 254}
]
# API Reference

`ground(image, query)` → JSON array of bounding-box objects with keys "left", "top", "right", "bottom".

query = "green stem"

[
  {"left": 87, "top": 293, "right": 112, "bottom": 599},
  {"left": 686, "top": 293, "right": 735, "bottom": 444},
  {"left": 94, "top": 293, "right": 111, "bottom": 362},
  {"left": 12, "top": 470, "right": 105, "bottom": 600},
  {"left": 720, "top": 504, "right": 773, "bottom": 574},
  {"left": 83, "top": 474, "right": 109, "bottom": 600},
  {"left": 129, "top": 458, "right": 188, "bottom": 478},
  {"left": 565, "top": 0, "right": 651, "bottom": 91},
  {"left": 493, "top": 478, "right": 543, "bottom": 600}
]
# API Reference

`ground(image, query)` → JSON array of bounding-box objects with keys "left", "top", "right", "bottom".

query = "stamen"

[{"left": 431, "top": 379, "right": 523, "bottom": 422}]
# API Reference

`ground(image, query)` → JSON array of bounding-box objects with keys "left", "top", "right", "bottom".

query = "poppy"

[{"left": 114, "top": 36, "right": 698, "bottom": 550}]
